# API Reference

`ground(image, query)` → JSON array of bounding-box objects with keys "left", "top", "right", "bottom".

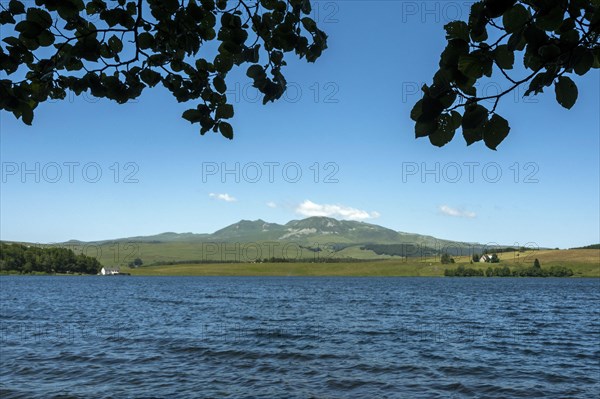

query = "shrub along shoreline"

[{"left": 445, "top": 260, "right": 573, "bottom": 277}]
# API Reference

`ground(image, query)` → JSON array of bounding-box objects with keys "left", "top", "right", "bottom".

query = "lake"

[{"left": 0, "top": 276, "right": 598, "bottom": 398}]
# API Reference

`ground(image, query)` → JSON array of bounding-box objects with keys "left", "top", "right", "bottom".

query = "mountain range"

[
  {"left": 56, "top": 216, "right": 512, "bottom": 261},
  {"left": 75, "top": 216, "right": 464, "bottom": 247},
  {"left": 7, "top": 216, "right": 550, "bottom": 265}
]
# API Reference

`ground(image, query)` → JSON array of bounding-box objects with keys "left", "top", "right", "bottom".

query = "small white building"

[
  {"left": 479, "top": 254, "right": 492, "bottom": 263},
  {"left": 100, "top": 267, "right": 121, "bottom": 275}
]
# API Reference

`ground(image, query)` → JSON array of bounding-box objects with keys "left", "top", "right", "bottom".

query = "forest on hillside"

[{"left": 0, "top": 243, "right": 101, "bottom": 274}]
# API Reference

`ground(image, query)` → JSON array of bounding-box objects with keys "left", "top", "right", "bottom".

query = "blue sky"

[{"left": 1, "top": 1, "right": 599, "bottom": 248}]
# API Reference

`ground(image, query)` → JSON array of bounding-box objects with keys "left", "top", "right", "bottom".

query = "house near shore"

[
  {"left": 100, "top": 267, "right": 121, "bottom": 275},
  {"left": 479, "top": 254, "right": 493, "bottom": 263}
]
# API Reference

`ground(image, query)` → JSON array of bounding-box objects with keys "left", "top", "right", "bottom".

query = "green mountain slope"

[
  {"left": 4, "top": 217, "right": 510, "bottom": 266},
  {"left": 98, "top": 216, "right": 464, "bottom": 247}
]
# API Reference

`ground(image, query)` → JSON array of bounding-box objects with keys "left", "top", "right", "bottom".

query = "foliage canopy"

[
  {"left": 0, "top": 0, "right": 327, "bottom": 139},
  {"left": 2, "top": 1, "right": 597, "bottom": 148},
  {"left": 411, "top": 0, "right": 599, "bottom": 149}
]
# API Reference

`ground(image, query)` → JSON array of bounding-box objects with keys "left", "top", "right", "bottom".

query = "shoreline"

[
  {"left": 5, "top": 262, "right": 597, "bottom": 278},
  {"left": 1, "top": 273, "right": 599, "bottom": 278}
]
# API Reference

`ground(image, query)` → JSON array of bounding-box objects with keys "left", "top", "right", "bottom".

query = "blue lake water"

[{"left": 0, "top": 276, "right": 599, "bottom": 398}]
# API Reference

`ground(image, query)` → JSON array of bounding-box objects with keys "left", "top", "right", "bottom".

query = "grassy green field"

[
  {"left": 22, "top": 242, "right": 598, "bottom": 277},
  {"left": 58, "top": 240, "right": 396, "bottom": 267},
  {"left": 496, "top": 249, "right": 600, "bottom": 277},
  {"left": 59, "top": 241, "right": 341, "bottom": 266},
  {"left": 129, "top": 249, "right": 599, "bottom": 277},
  {"left": 128, "top": 261, "right": 446, "bottom": 277}
]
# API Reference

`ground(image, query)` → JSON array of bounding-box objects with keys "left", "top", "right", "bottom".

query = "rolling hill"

[{"left": 3, "top": 217, "right": 556, "bottom": 267}]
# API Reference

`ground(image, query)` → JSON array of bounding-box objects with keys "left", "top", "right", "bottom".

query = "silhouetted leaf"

[
  {"left": 182, "top": 109, "right": 203, "bottom": 123},
  {"left": 415, "top": 120, "right": 436, "bottom": 138},
  {"left": 535, "top": 5, "right": 565, "bottom": 31},
  {"left": 219, "top": 121, "right": 233, "bottom": 139},
  {"left": 140, "top": 69, "right": 161, "bottom": 87},
  {"left": 458, "top": 54, "right": 484, "bottom": 79},
  {"left": 138, "top": 32, "right": 153, "bottom": 49},
  {"left": 484, "top": 0, "right": 516, "bottom": 18},
  {"left": 538, "top": 44, "right": 560, "bottom": 61},
  {"left": 555, "top": 76, "right": 578, "bottom": 109},
  {"left": 410, "top": 99, "right": 423, "bottom": 122},
  {"left": 483, "top": 114, "right": 510, "bottom": 150},
  {"left": 462, "top": 104, "right": 488, "bottom": 145},
  {"left": 429, "top": 112, "right": 461, "bottom": 147},
  {"left": 108, "top": 35, "right": 122, "bottom": 53},
  {"left": 26, "top": 8, "right": 52, "bottom": 29},
  {"left": 246, "top": 64, "right": 264, "bottom": 78},
  {"left": 213, "top": 75, "right": 227, "bottom": 93},
  {"left": 503, "top": 4, "right": 530, "bottom": 33},
  {"left": 525, "top": 72, "right": 553, "bottom": 96},
  {"left": 494, "top": 45, "right": 514, "bottom": 69},
  {"left": 468, "top": 2, "right": 488, "bottom": 42},
  {"left": 216, "top": 103, "right": 234, "bottom": 119},
  {"left": 8, "top": 1, "right": 25, "bottom": 15},
  {"left": 507, "top": 31, "right": 526, "bottom": 51},
  {"left": 444, "top": 21, "right": 469, "bottom": 42},
  {"left": 20, "top": 104, "right": 34, "bottom": 125},
  {"left": 420, "top": 94, "right": 445, "bottom": 122},
  {"left": 574, "top": 50, "right": 594, "bottom": 75}
]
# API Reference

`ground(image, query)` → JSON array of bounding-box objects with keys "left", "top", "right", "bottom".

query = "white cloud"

[
  {"left": 295, "top": 200, "right": 380, "bottom": 221},
  {"left": 209, "top": 193, "right": 237, "bottom": 202},
  {"left": 266, "top": 201, "right": 277, "bottom": 208},
  {"left": 439, "top": 205, "right": 476, "bottom": 218}
]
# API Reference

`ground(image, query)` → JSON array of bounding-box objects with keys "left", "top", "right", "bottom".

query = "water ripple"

[{"left": 1, "top": 276, "right": 598, "bottom": 398}]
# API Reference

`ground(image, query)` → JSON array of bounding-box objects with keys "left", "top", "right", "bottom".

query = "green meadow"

[
  {"left": 128, "top": 260, "right": 448, "bottom": 277},
  {"left": 128, "top": 249, "right": 599, "bottom": 277},
  {"left": 63, "top": 240, "right": 395, "bottom": 266},
  {"left": 17, "top": 238, "right": 598, "bottom": 277}
]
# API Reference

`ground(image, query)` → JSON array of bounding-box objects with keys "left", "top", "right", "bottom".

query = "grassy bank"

[
  {"left": 2, "top": 249, "right": 594, "bottom": 277},
  {"left": 129, "top": 261, "right": 445, "bottom": 277},
  {"left": 129, "top": 249, "right": 599, "bottom": 277}
]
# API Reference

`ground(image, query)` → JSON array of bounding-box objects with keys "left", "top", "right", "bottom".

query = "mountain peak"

[
  {"left": 275, "top": 216, "right": 402, "bottom": 241},
  {"left": 211, "top": 219, "right": 285, "bottom": 239},
  {"left": 238, "top": 218, "right": 265, "bottom": 223},
  {"left": 286, "top": 216, "right": 340, "bottom": 225}
]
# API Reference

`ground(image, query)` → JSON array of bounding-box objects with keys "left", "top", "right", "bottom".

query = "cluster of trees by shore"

[
  {"left": 445, "top": 259, "right": 574, "bottom": 277},
  {"left": 0, "top": 243, "right": 101, "bottom": 274}
]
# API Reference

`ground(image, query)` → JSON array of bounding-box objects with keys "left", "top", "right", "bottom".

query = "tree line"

[
  {"left": 0, "top": 242, "right": 101, "bottom": 274},
  {"left": 571, "top": 244, "right": 600, "bottom": 250},
  {"left": 444, "top": 259, "right": 573, "bottom": 277}
]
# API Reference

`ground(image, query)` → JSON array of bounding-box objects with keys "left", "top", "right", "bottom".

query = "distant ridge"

[
  {"left": 570, "top": 244, "right": 600, "bottom": 250},
  {"left": 3, "top": 217, "right": 575, "bottom": 266},
  {"left": 68, "top": 216, "right": 478, "bottom": 249}
]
